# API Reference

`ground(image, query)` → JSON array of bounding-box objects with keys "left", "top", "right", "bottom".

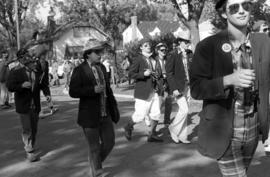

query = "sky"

[{"left": 34, "top": 0, "right": 62, "bottom": 24}]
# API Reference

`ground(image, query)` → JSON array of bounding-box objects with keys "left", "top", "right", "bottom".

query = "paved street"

[{"left": 0, "top": 86, "right": 270, "bottom": 177}]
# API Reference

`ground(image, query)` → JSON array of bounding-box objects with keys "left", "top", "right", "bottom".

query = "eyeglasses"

[
  {"left": 263, "top": 28, "right": 270, "bottom": 33},
  {"left": 93, "top": 49, "right": 104, "bottom": 55},
  {"left": 142, "top": 43, "right": 151, "bottom": 48},
  {"left": 159, "top": 49, "right": 167, "bottom": 52},
  {"left": 227, "top": 1, "right": 252, "bottom": 15}
]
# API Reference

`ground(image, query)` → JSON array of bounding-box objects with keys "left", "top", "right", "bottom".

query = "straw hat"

[
  {"left": 83, "top": 38, "right": 106, "bottom": 52},
  {"left": 177, "top": 29, "right": 191, "bottom": 41}
]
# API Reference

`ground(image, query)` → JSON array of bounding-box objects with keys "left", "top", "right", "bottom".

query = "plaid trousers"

[{"left": 217, "top": 109, "right": 259, "bottom": 177}]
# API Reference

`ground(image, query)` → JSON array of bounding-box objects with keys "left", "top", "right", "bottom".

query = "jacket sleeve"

[
  {"left": 39, "top": 62, "right": 51, "bottom": 96},
  {"left": 6, "top": 69, "right": 24, "bottom": 93},
  {"left": 190, "top": 41, "right": 228, "bottom": 100},
  {"left": 129, "top": 58, "right": 146, "bottom": 80},
  {"left": 165, "top": 53, "right": 178, "bottom": 92},
  {"left": 69, "top": 66, "right": 97, "bottom": 98}
]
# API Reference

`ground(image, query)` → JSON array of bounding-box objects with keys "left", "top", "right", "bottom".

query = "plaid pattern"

[
  {"left": 218, "top": 138, "right": 258, "bottom": 177},
  {"left": 217, "top": 34, "right": 259, "bottom": 177}
]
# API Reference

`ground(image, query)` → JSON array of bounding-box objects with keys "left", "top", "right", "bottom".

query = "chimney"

[{"left": 131, "top": 16, "right": 137, "bottom": 41}]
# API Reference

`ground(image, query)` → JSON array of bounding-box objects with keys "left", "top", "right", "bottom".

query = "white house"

[{"left": 52, "top": 23, "right": 111, "bottom": 60}]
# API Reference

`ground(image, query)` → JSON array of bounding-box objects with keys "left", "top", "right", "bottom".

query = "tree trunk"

[{"left": 187, "top": 19, "right": 200, "bottom": 52}]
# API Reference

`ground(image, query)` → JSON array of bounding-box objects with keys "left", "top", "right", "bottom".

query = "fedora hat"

[
  {"left": 83, "top": 38, "right": 106, "bottom": 52},
  {"left": 17, "top": 48, "right": 37, "bottom": 65},
  {"left": 177, "top": 29, "right": 191, "bottom": 42}
]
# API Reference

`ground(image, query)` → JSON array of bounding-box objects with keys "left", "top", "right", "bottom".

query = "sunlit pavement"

[{"left": 0, "top": 87, "right": 270, "bottom": 177}]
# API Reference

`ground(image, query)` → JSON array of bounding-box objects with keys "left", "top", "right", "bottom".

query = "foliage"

[{"left": 0, "top": 0, "right": 45, "bottom": 52}]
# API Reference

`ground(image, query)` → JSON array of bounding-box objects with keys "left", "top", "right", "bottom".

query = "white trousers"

[
  {"left": 169, "top": 96, "right": 189, "bottom": 142},
  {"left": 132, "top": 93, "right": 161, "bottom": 123}
]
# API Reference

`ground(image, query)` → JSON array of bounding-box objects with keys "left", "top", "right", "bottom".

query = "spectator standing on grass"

[
  {"left": 190, "top": 0, "right": 270, "bottom": 176},
  {"left": 63, "top": 60, "right": 74, "bottom": 94},
  {"left": 69, "top": 39, "right": 119, "bottom": 177},
  {"left": 0, "top": 50, "right": 12, "bottom": 109},
  {"left": 120, "top": 54, "right": 131, "bottom": 84},
  {"left": 51, "top": 60, "right": 60, "bottom": 86}
]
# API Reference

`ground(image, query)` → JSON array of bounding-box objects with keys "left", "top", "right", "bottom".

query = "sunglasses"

[
  {"left": 159, "top": 49, "right": 167, "bottom": 52},
  {"left": 227, "top": 1, "right": 252, "bottom": 15},
  {"left": 263, "top": 28, "right": 270, "bottom": 33},
  {"left": 142, "top": 43, "right": 151, "bottom": 48}
]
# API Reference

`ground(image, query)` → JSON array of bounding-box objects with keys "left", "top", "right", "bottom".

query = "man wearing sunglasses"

[
  {"left": 69, "top": 39, "right": 119, "bottom": 177},
  {"left": 124, "top": 38, "right": 163, "bottom": 143},
  {"left": 190, "top": 0, "right": 270, "bottom": 176},
  {"left": 154, "top": 42, "right": 172, "bottom": 127}
]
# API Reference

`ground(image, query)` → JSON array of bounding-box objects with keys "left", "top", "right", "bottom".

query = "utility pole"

[{"left": 14, "top": 0, "right": 20, "bottom": 50}]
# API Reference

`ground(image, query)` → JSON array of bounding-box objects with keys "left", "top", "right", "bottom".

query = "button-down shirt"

[{"left": 230, "top": 34, "right": 259, "bottom": 142}]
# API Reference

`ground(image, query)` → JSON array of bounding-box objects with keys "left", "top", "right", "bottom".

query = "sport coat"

[
  {"left": 129, "top": 54, "right": 162, "bottom": 100},
  {"left": 69, "top": 61, "right": 119, "bottom": 128},
  {"left": 190, "top": 30, "right": 270, "bottom": 159},
  {"left": 7, "top": 65, "right": 50, "bottom": 114},
  {"left": 166, "top": 51, "right": 188, "bottom": 95}
]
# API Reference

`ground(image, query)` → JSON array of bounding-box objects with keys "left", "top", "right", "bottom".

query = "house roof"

[
  {"left": 52, "top": 21, "right": 112, "bottom": 43},
  {"left": 137, "top": 20, "right": 181, "bottom": 38}
]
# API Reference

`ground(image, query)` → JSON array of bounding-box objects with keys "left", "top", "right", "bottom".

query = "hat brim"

[
  {"left": 178, "top": 37, "right": 190, "bottom": 42},
  {"left": 83, "top": 44, "right": 105, "bottom": 52}
]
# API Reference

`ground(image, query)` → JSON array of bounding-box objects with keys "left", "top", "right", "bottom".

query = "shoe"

[
  {"left": 26, "top": 152, "right": 39, "bottom": 162},
  {"left": 147, "top": 134, "right": 163, "bottom": 143},
  {"left": 179, "top": 139, "right": 191, "bottom": 144},
  {"left": 1, "top": 104, "right": 10, "bottom": 109},
  {"left": 264, "top": 145, "right": 270, "bottom": 156},
  {"left": 170, "top": 133, "right": 180, "bottom": 144},
  {"left": 123, "top": 123, "right": 133, "bottom": 141}
]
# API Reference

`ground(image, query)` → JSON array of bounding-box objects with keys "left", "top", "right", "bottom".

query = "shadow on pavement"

[{"left": 0, "top": 98, "right": 270, "bottom": 177}]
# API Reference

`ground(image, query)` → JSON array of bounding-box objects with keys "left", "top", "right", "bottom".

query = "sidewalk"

[{"left": 0, "top": 87, "right": 270, "bottom": 177}]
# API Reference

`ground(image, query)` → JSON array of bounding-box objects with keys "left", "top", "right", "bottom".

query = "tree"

[
  {"left": 170, "top": 0, "right": 214, "bottom": 50},
  {"left": 0, "top": 0, "right": 46, "bottom": 54}
]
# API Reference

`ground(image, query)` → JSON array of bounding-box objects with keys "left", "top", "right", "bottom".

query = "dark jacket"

[
  {"left": 129, "top": 54, "right": 162, "bottom": 100},
  {"left": 69, "top": 61, "right": 119, "bottom": 128},
  {"left": 37, "top": 60, "right": 50, "bottom": 96},
  {"left": 7, "top": 65, "right": 50, "bottom": 114},
  {"left": 190, "top": 31, "right": 270, "bottom": 159},
  {"left": 165, "top": 51, "right": 188, "bottom": 95}
]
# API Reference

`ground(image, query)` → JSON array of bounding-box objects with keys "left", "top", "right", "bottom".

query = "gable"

[{"left": 138, "top": 20, "right": 180, "bottom": 38}]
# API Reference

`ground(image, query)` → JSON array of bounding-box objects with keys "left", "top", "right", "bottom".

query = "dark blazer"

[
  {"left": 129, "top": 54, "right": 162, "bottom": 100},
  {"left": 190, "top": 31, "right": 270, "bottom": 159},
  {"left": 7, "top": 65, "right": 50, "bottom": 114},
  {"left": 37, "top": 60, "right": 51, "bottom": 96},
  {"left": 166, "top": 51, "right": 188, "bottom": 95},
  {"left": 69, "top": 61, "right": 119, "bottom": 128}
]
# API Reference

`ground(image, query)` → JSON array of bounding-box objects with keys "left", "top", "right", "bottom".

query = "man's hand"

[
  {"left": 144, "top": 69, "right": 151, "bottom": 77},
  {"left": 46, "top": 95, "right": 51, "bottom": 102},
  {"left": 173, "top": 90, "right": 181, "bottom": 98},
  {"left": 94, "top": 85, "right": 105, "bottom": 93},
  {"left": 22, "top": 81, "right": 31, "bottom": 89},
  {"left": 223, "top": 69, "right": 255, "bottom": 88}
]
